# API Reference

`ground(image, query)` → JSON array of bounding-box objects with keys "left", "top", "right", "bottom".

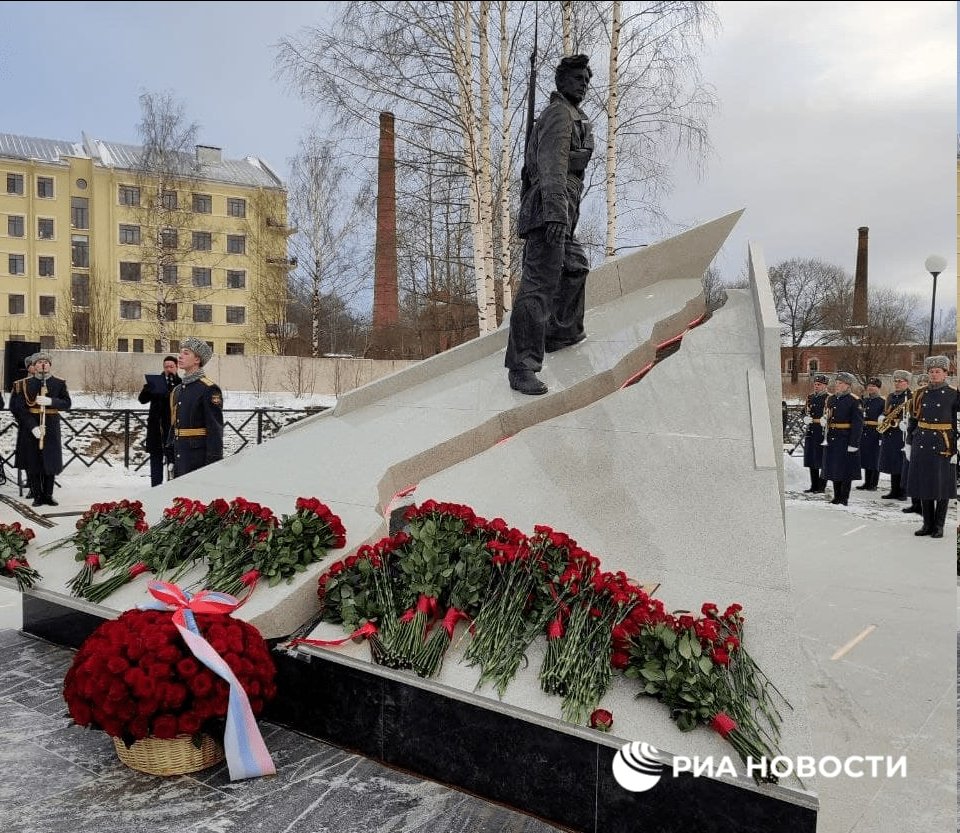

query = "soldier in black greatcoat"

[
  {"left": 9, "top": 352, "right": 71, "bottom": 506},
  {"left": 879, "top": 370, "right": 911, "bottom": 500},
  {"left": 856, "top": 377, "right": 884, "bottom": 491},
  {"left": 138, "top": 355, "right": 179, "bottom": 487},
  {"left": 905, "top": 356, "right": 958, "bottom": 538},
  {"left": 506, "top": 54, "right": 595, "bottom": 396},
  {"left": 821, "top": 371, "right": 864, "bottom": 506},
  {"left": 10, "top": 353, "right": 36, "bottom": 496},
  {"left": 168, "top": 337, "right": 224, "bottom": 478},
  {"left": 801, "top": 374, "right": 829, "bottom": 493}
]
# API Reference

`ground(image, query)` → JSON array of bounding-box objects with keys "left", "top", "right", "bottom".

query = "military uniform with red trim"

[{"left": 169, "top": 376, "right": 224, "bottom": 477}]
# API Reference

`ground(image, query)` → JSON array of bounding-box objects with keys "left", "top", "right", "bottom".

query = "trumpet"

[
  {"left": 821, "top": 399, "right": 832, "bottom": 446},
  {"left": 38, "top": 380, "right": 48, "bottom": 450}
]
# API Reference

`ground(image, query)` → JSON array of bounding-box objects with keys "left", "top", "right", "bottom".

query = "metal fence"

[
  {"left": 783, "top": 404, "right": 807, "bottom": 456},
  {"left": 0, "top": 407, "right": 328, "bottom": 474}
]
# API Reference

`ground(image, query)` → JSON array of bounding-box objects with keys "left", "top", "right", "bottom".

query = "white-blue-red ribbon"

[{"left": 140, "top": 580, "right": 276, "bottom": 781}]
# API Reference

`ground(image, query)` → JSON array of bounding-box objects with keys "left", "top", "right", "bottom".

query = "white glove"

[
  {"left": 847, "top": 446, "right": 857, "bottom": 453},
  {"left": 950, "top": 455, "right": 957, "bottom": 464},
  {"left": 903, "top": 445, "right": 911, "bottom": 461},
  {"left": 35, "top": 395, "right": 52, "bottom": 406},
  {"left": 802, "top": 416, "right": 812, "bottom": 426},
  {"left": 31, "top": 426, "right": 42, "bottom": 439}
]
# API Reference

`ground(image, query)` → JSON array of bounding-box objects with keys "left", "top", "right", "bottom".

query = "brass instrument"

[
  {"left": 820, "top": 397, "right": 832, "bottom": 447},
  {"left": 38, "top": 379, "right": 48, "bottom": 450},
  {"left": 877, "top": 397, "right": 908, "bottom": 434}
]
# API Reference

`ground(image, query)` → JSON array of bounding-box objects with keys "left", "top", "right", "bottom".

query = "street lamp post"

[{"left": 924, "top": 255, "right": 947, "bottom": 358}]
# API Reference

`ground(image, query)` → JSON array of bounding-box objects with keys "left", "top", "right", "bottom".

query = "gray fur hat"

[
  {"left": 812, "top": 373, "right": 829, "bottom": 385},
  {"left": 923, "top": 355, "right": 950, "bottom": 371},
  {"left": 891, "top": 370, "right": 911, "bottom": 382},
  {"left": 835, "top": 371, "right": 856, "bottom": 386},
  {"left": 33, "top": 352, "right": 52, "bottom": 365},
  {"left": 181, "top": 337, "right": 213, "bottom": 367},
  {"left": 24, "top": 353, "right": 37, "bottom": 369}
]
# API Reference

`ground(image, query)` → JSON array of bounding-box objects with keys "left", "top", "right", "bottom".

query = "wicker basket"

[{"left": 112, "top": 733, "right": 224, "bottom": 776}]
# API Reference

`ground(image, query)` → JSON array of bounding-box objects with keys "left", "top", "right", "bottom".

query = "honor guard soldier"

[
  {"left": 821, "top": 371, "right": 864, "bottom": 506},
  {"left": 856, "top": 377, "right": 884, "bottom": 491},
  {"left": 168, "top": 337, "right": 224, "bottom": 478},
  {"left": 801, "top": 374, "right": 830, "bottom": 493},
  {"left": 9, "top": 352, "right": 71, "bottom": 506},
  {"left": 879, "top": 370, "right": 912, "bottom": 500},
  {"left": 904, "top": 355, "right": 958, "bottom": 538},
  {"left": 10, "top": 353, "right": 38, "bottom": 499}
]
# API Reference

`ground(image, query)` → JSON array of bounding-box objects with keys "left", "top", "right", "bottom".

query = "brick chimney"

[
  {"left": 851, "top": 227, "right": 868, "bottom": 327},
  {"left": 372, "top": 112, "right": 399, "bottom": 333}
]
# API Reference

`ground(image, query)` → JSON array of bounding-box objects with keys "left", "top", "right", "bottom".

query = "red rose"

[
  {"left": 590, "top": 709, "right": 613, "bottom": 731},
  {"left": 151, "top": 714, "right": 179, "bottom": 739},
  {"left": 610, "top": 650, "right": 630, "bottom": 670},
  {"left": 711, "top": 648, "right": 730, "bottom": 666},
  {"left": 176, "top": 658, "right": 199, "bottom": 679},
  {"left": 177, "top": 712, "right": 203, "bottom": 735}
]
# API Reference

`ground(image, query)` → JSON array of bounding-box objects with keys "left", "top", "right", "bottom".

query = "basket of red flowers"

[{"left": 63, "top": 582, "right": 278, "bottom": 779}]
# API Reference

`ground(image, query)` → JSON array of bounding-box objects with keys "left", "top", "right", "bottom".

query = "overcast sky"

[{"left": 1, "top": 1, "right": 955, "bottom": 316}]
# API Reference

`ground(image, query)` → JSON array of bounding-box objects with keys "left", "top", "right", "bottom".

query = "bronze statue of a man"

[{"left": 506, "top": 53, "right": 595, "bottom": 395}]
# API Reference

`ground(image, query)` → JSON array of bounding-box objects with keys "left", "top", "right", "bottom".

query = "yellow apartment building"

[{"left": 0, "top": 132, "right": 292, "bottom": 357}]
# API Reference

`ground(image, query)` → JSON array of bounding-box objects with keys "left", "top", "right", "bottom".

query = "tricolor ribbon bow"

[{"left": 140, "top": 580, "right": 276, "bottom": 781}]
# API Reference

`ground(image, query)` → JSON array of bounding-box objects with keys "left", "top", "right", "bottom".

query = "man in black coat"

[
  {"left": 505, "top": 54, "right": 595, "bottom": 396},
  {"left": 9, "top": 352, "right": 71, "bottom": 506},
  {"left": 801, "top": 374, "right": 830, "bottom": 493},
  {"left": 879, "top": 370, "right": 911, "bottom": 500},
  {"left": 138, "top": 355, "right": 179, "bottom": 486},
  {"left": 169, "top": 337, "right": 224, "bottom": 478},
  {"left": 856, "top": 377, "right": 884, "bottom": 491},
  {"left": 905, "top": 355, "right": 958, "bottom": 538},
  {"left": 11, "top": 354, "right": 37, "bottom": 497},
  {"left": 821, "top": 371, "right": 864, "bottom": 506}
]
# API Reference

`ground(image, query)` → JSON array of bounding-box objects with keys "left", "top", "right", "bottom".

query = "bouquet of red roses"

[
  {"left": 0, "top": 521, "right": 39, "bottom": 591},
  {"left": 63, "top": 607, "right": 277, "bottom": 746}
]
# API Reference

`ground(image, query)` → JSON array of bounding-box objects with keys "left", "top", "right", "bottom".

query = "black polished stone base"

[
  {"left": 22, "top": 594, "right": 108, "bottom": 648},
  {"left": 265, "top": 649, "right": 818, "bottom": 833}
]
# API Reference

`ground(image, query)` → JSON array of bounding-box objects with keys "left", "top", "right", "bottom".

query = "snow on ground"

[{"left": 70, "top": 390, "right": 338, "bottom": 410}]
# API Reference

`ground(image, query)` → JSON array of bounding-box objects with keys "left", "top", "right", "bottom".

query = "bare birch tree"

[
  {"left": 604, "top": 0, "right": 622, "bottom": 259},
  {"left": 498, "top": 0, "right": 515, "bottom": 313}
]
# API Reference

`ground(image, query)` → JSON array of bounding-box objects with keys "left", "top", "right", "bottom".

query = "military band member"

[
  {"left": 821, "top": 371, "right": 864, "bottom": 506},
  {"left": 11, "top": 353, "right": 38, "bottom": 499},
  {"left": 904, "top": 356, "right": 958, "bottom": 538},
  {"left": 801, "top": 373, "right": 830, "bottom": 493},
  {"left": 168, "top": 337, "right": 224, "bottom": 478},
  {"left": 901, "top": 373, "right": 928, "bottom": 516},
  {"left": 855, "top": 377, "right": 884, "bottom": 491},
  {"left": 9, "top": 352, "right": 71, "bottom": 506},
  {"left": 879, "top": 370, "right": 911, "bottom": 500}
]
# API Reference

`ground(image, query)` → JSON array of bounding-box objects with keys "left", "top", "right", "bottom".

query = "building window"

[
  {"left": 785, "top": 359, "right": 794, "bottom": 373},
  {"left": 7, "top": 215, "right": 24, "bottom": 237},
  {"left": 120, "top": 300, "right": 142, "bottom": 320},
  {"left": 225, "top": 306, "right": 246, "bottom": 325},
  {"left": 193, "top": 304, "right": 213, "bottom": 323},
  {"left": 39, "top": 296, "right": 56, "bottom": 317},
  {"left": 8, "top": 254, "right": 25, "bottom": 275},
  {"left": 71, "top": 197, "right": 89, "bottom": 229},
  {"left": 72, "top": 273, "right": 89, "bottom": 306},
  {"left": 118, "top": 185, "right": 140, "bottom": 206},
  {"left": 74, "top": 312, "right": 90, "bottom": 345},
  {"left": 160, "top": 228, "right": 178, "bottom": 249},
  {"left": 72, "top": 235, "right": 90, "bottom": 267},
  {"left": 118, "top": 338, "right": 129, "bottom": 352},
  {"left": 120, "top": 261, "right": 142, "bottom": 282},
  {"left": 158, "top": 302, "right": 178, "bottom": 322},
  {"left": 133, "top": 339, "right": 144, "bottom": 353},
  {"left": 807, "top": 359, "right": 819, "bottom": 373},
  {"left": 37, "top": 176, "right": 54, "bottom": 198},
  {"left": 226, "top": 269, "right": 246, "bottom": 289},
  {"left": 8, "top": 294, "right": 24, "bottom": 315},
  {"left": 192, "top": 193, "right": 212, "bottom": 214},
  {"left": 38, "top": 256, "right": 55, "bottom": 277},
  {"left": 119, "top": 224, "right": 141, "bottom": 245},
  {"left": 192, "top": 231, "right": 212, "bottom": 251},
  {"left": 37, "top": 217, "right": 54, "bottom": 239},
  {"left": 192, "top": 267, "right": 212, "bottom": 287},
  {"left": 170, "top": 339, "right": 180, "bottom": 353},
  {"left": 39, "top": 336, "right": 55, "bottom": 350},
  {"left": 161, "top": 263, "right": 178, "bottom": 285},
  {"left": 226, "top": 342, "right": 245, "bottom": 356},
  {"left": 6, "top": 173, "right": 24, "bottom": 195},
  {"left": 226, "top": 234, "right": 246, "bottom": 255},
  {"left": 227, "top": 198, "right": 246, "bottom": 218}
]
